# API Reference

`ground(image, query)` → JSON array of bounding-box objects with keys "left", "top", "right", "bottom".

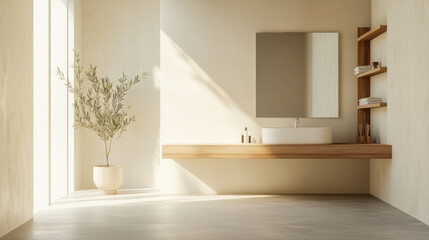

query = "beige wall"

[
  {"left": 161, "top": 0, "right": 371, "bottom": 194},
  {"left": 75, "top": 0, "right": 160, "bottom": 189},
  {"left": 370, "top": 0, "right": 429, "bottom": 225},
  {"left": 0, "top": 0, "right": 33, "bottom": 237}
]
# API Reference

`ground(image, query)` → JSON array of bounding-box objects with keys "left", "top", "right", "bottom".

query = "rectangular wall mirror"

[{"left": 256, "top": 32, "right": 339, "bottom": 118}]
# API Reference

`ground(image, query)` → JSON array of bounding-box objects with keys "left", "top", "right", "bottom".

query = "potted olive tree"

[{"left": 57, "top": 52, "right": 149, "bottom": 195}]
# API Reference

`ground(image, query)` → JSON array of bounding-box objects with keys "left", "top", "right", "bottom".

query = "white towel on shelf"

[
  {"left": 354, "top": 65, "right": 374, "bottom": 75},
  {"left": 359, "top": 99, "right": 382, "bottom": 103},
  {"left": 359, "top": 100, "right": 382, "bottom": 103},
  {"left": 359, "top": 97, "right": 381, "bottom": 103},
  {"left": 359, "top": 101, "right": 382, "bottom": 106},
  {"left": 359, "top": 97, "right": 382, "bottom": 106},
  {"left": 359, "top": 99, "right": 382, "bottom": 106},
  {"left": 354, "top": 70, "right": 373, "bottom": 75},
  {"left": 354, "top": 65, "right": 373, "bottom": 71},
  {"left": 359, "top": 101, "right": 382, "bottom": 105}
]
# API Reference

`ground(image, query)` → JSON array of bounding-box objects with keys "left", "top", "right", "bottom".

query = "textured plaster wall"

[
  {"left": 0, "top": 0, "right": 33, "bottom": 237},
  {"left": 370, "top": 0, "right": 429, "bottom": 226}
]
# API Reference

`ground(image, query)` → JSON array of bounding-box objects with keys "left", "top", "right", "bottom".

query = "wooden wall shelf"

[
  {"left": 357, "top": 102, "right": 387, "bottom": 109},
  {"left": 356, "top": 67, "right": 387, "bottom": 78},
  {"left": 357, "top": 25, "right": 387, "bottom": 42},
  {"left": 356, "top": 26, "right": 387, "bottom": 143},
  {"left": 162, "top": 144, "right": 392, "bottom": 159}
]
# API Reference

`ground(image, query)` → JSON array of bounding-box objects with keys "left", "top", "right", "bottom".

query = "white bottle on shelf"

[{"left": 243, "top": 127, "right": 248, "bottom": 143}]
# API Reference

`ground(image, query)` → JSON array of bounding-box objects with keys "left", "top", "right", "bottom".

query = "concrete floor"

[{"left": 2, "top": 190, "right": 429, "bottom": 240}]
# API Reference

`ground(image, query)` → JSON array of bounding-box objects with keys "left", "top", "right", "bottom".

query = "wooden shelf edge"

[
  {"left": 162, "top": 143, "right": 392, "bottom": 159},
  {"left": 356, "top": 67, "right": 387, "bottom": 78},
  {"left": 357, "top": 102, "right": 387, "bottom": 109},
  {"left": 357, "top": 25, "right": 387, "bottom": 42}
]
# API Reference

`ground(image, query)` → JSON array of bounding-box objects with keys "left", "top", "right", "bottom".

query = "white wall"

[
  {"left": 370, "top": 0, "right": 429, "bottom": 225},
  {"left": 0, "top": 0, "right": 33, "bottom": 237},
  {"left": 50, "top": 0, "right": 70, "bottom": 203},
  {"left": 34, "top": 0, "right": 76, "bottom": 210},
  {"left": 33, "top": 0, "right": 50, "bottom": 212},
  {"left": 75, "top": 0, "right": 160, "bottom": 190},
  {"left": 161, "top": 0, "right": 371, "bottom": 194}
]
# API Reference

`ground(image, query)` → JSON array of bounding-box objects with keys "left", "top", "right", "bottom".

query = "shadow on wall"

[
  {"left": 370, "top": 158, "right": 392, "bottom": 200},
  {"left": 160, "top": 32, "right": 369, "bottom": 194},
  {"left": 0, "top": 58, "right": 7, "bottom": 125},
  {"left": 164, "top": 158, "right": 369, "bottom": 194}
]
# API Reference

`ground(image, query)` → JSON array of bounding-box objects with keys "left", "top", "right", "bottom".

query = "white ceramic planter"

[{"left": 93, "top": 165, "right": 123, "bottom": 195}]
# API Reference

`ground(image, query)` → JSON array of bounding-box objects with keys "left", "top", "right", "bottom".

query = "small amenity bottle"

[{"left": 243, "top": 127, "right": 248, "bottom": 143}]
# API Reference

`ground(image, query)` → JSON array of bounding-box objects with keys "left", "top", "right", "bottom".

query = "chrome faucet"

[{"left": 294, "top": 118, "right": 300, "bottom": 128}]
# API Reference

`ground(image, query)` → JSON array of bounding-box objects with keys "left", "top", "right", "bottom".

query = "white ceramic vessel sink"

[{"left": 262, "top": 127, "right": 333, "bottom": 144}]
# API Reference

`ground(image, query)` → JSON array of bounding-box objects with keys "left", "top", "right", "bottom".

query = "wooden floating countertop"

[{"left": 162, "top": 143, "right": 392, "bottom": 159}]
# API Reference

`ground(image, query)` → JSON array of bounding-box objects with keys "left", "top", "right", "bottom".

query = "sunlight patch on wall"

[{"left": 161, "top": 31, "right": 261, "bottom": 144}]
